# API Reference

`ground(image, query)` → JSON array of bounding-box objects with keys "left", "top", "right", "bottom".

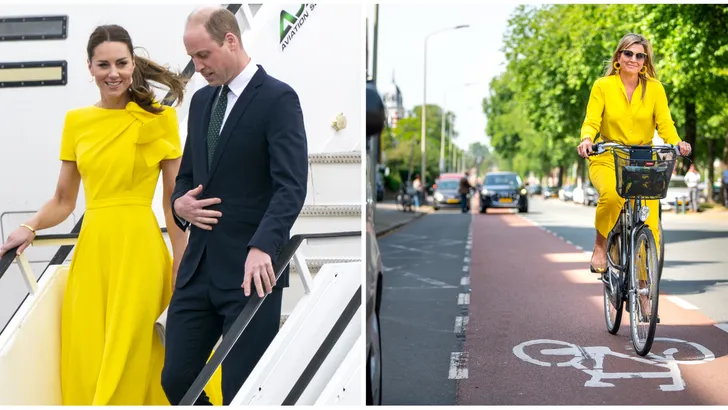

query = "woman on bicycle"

[{"left": 576, "top": 33, "right": 691, "bottom": 274}]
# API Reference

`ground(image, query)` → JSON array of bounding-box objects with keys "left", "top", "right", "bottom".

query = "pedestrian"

[
  {"left": 459, "top": 172, "right": 472, "bottom": 213},
  {"left": 161, "top": 6, "right": 308, "bottom": 405},
  {"left": 685, "top": 164, "right": 700, "bottom": 212},
  {"left": 412, "top": 174, "right": 422, "bottom": 207}
]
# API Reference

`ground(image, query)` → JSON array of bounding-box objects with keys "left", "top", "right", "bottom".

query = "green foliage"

[{"left": 484, "top": 4, "right": 728, "bottom": 178}]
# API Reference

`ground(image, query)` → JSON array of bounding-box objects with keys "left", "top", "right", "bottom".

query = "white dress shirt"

[{"left": 217, "top": 58, "right": 259, "bottom": 129}]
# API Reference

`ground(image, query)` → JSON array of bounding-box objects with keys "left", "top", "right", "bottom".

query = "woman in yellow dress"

[
  {"left": 0, "top": 25, "right": 221, "bottom": 405},
  {"left": 577, "top": 33, "right": 692, "bottom": 274}
]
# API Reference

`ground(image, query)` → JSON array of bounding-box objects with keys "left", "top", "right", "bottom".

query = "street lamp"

[
  {"left": 440, "top": 81, "right": 477, "bottom": 173},
  {"left": 421, "top": 24, "right": 469, "bottom": 193}
]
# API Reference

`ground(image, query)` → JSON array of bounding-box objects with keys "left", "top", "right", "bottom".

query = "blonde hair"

[{"left": 603, "top": 33, "right": 657, "bottom": 100}]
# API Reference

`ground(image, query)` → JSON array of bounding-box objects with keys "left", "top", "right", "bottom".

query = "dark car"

[{"left": 479, "top": 171, "right": 528, "bottom": 213}]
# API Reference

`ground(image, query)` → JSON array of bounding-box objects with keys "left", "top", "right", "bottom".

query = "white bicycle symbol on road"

[{"left": 513, "top": 338, "right": 715, "bottom": 392}]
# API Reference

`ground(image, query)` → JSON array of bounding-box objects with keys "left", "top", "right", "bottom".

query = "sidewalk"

[{"left": 374, "top": 201, "right": 433, "bottom": 237}]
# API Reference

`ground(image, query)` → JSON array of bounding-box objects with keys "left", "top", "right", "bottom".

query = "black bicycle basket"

[{"left": 613, "top": 148, "right": 676, "bottom": 199}]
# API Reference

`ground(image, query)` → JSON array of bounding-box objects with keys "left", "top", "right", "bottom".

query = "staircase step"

[
  {"left": 308, "top": 152, "right": 360, "bottom": 164},
  {"left": 289, "top": 257, "right": 361, "bottom": 274}
]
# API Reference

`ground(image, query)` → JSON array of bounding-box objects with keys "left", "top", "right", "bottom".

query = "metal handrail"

[{"left": 180, "top": 230, "right": 361, "bottom": 405}]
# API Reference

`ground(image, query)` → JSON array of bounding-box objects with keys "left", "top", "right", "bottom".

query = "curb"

[{"left": 375, "top": 211, "right": 428, "bottom": 238}]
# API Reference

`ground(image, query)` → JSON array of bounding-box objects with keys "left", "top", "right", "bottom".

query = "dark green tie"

[{"left": 207, "top": 85, "right": 230, "bottom": 168}]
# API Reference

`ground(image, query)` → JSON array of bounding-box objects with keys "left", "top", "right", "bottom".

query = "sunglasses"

[{"left": 621, "top": 50, "right": 647, "bottom": 61}]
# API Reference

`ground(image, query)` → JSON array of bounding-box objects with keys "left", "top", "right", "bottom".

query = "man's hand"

[
  {"left": 173, "top": 185, "right": 222, "bottom": 231},
  {"left": 242, "top": 247, "right": 276, "bottom": 297}
]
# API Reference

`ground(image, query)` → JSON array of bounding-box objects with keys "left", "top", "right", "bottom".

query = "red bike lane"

[{"left": 457, "top": 210, "right": 728, "bottom": 405}]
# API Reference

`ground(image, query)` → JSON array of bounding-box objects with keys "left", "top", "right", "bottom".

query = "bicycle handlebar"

[{"left": 588, "top": 142, "right": 682, "bottom": 157}]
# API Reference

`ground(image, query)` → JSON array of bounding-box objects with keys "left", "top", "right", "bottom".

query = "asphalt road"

[
  {"left": 378, "top": 206, "right": 473, "bottom": 405},
  {"left": 457, "top": 198, "right": 728, "bottom": 405},
  {"left": 378, "top": 196, "right": 728, "bottom": 405}
]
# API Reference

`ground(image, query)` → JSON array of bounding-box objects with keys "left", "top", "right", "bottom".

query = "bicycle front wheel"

[{"left": 629, "top": 226, "right": 660, "bottom": 356}]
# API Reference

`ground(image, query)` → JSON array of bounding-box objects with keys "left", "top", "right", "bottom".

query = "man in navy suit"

[{"left": 161, "top": 6, "right": 308, "bottom": 405}]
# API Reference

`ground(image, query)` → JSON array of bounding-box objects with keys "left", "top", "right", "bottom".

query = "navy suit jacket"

[{"left": 171, "top": 65, "right": 308, "bottom": 290}]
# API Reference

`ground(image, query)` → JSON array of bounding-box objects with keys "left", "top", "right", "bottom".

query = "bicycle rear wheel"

[
  {"left": 629, "top": 226, "right": 660, "bottom": 356},
  {"left": 604, "top": 230, "right": 624, "bottom": 334}
]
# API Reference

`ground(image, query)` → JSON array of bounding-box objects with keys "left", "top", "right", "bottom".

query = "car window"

[
  {"left": 485, "top": 174, "right": 521, "bottom": 186},
  {"left": 437, "top": 180, "right": 459, "bottom": 190}
]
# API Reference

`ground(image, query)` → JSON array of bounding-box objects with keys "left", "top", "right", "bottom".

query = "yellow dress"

[
  {"left": 58, "top": 101, "right": 222, "bottom": 405},
  {"left": 581, "top": 74, "right": 682, "bottom": 254}
]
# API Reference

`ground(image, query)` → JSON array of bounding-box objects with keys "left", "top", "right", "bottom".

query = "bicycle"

[{"left": 589, "top": 141, "right": 685, "bottom": 356}]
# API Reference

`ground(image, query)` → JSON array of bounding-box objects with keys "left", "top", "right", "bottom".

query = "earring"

[
  {"left": 89, "top": 76, "right": 94, "bottom": 82},
  {"left": 639, "top": 66, "right": 647, "bottom": 75},
  {"left": 613, "top": 61, "right": 621, "bottom": 71}
]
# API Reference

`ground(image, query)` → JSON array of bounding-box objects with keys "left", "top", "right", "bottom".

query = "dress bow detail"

[{"left": 126, "top": 102, "right": 181, "bottom": 167}]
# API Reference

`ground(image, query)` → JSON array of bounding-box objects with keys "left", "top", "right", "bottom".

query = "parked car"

[
  {"left": 661, "top": 175, "right": 691, "bottom": 211},
  {"left": 479, "top": 171, "right": 528, "bottom": 213},
  {"left": 573, "top": 182, "right": 598, "bottom": 206},
  {"left": 558, "top": 184, "right": 576, "bottom": 201},
  {"left": 542, "top": 185, "right": 559, "bottom": 199},
  {"left": 527, "top": 183, "right": 542, "bottom": 196}
]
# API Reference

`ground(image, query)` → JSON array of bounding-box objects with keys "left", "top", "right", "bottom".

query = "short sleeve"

[
  {"left": 134, "top": 106, "right": 182, "bottom": 166},
  {"left": 161, "top": 107, "right": 182, "bottom": 160},
  {"left": 59, "top": 111, "right": 76, "bottom": 161}
]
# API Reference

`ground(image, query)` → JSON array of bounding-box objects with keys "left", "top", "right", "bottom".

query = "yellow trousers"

[{"left": 588, "top": 155, "right": 661, "bottom": 255}]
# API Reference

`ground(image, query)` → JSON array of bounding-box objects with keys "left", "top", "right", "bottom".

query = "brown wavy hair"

[
  {"left": 86, "top": 24, "right": 186, "bottom": 114},
  {"left": 603, "top": 33, "right": 657, "bottom": 101}
]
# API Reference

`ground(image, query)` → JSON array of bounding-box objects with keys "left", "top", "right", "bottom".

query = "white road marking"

[
  {"left": 462, "top": 265, "right": 469, "bottom": 272},
  {"left": 666, "top": 296, "right": 699, "bottom": 310},
  {"left": 714, "top": 323, "right": 728, "bottom": 334},
  {"left": 449, "top": 352, "right": 469, "bottom": 379},
  {"left": 461, "top": 276, "right": 470, "bottom": 286},
  {"left": 463, "top": 256, "right": 471, "bottom": 264},
  {"left": 389, "top": 244, "right": 459, "bottom": 258},
  {"left": 458, "top": 293, "right": 470, "bottom": 305},
  {"left": 454, "top": 316, "right": 469, "bottom": 334},
  {"left": 401, "top": 272, "right": 457, "bottom": 289},
  {"left": 513, "top": 338, "right": 715, "bottom": 392}
]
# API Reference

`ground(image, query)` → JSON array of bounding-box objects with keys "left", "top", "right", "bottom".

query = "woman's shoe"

[
  {"left": 590, "top": 264, "right": 607, "bottom": 273},
  {"left": 590, "top": 249, "right": 607, "bottom": 273}
]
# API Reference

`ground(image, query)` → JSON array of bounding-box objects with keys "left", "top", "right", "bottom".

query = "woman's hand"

[
  {"left": 0, "top": 226, "right": 36, "bottom": 257},
  {"left": 677, "top": 141, "right": 692, "bottom": 156},
  {"left": 577, "top": 138, "right": 594, "bottom": 159}
]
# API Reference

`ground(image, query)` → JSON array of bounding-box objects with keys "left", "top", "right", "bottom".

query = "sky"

[{"left": 365, "top": 3, "right": 519, "bottom": 152}]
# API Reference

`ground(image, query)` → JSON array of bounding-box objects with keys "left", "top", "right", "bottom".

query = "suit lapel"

[
  {"left": 194, "top": 86, "right": 217, "bottom": 183},
  {"left": 206, "top": 66, "right": 266, "bottom": 184}
]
